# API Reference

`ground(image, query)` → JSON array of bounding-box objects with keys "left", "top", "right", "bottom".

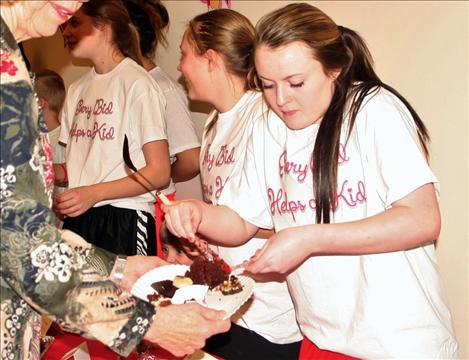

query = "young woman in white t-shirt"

[
  {"left": 124, "top": 0, "right": 201, "bottom": 258},
  {"left": 173, "top": 8, "right": 302, "bottom": 360},
  {"left": 162, "top": 3, "right": 458, "bottom": 359},
  {"left": 55, "top": 0, "right": 170, "bottom": 256}
]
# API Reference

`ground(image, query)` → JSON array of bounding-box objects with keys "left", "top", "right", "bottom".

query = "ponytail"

[{"left": 81, "top": 0, "right": 143, "bottom": 65}]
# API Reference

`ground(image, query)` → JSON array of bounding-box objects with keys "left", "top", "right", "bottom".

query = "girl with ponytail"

[
  {"left": 162, "top": 3, "right": 457, "bottom": 359},
  {"left": 124, "top": 0, "right": 201, "bottom": 258},
  {"left": 56, "top": 0, "right": 171, "bottom": 256}
]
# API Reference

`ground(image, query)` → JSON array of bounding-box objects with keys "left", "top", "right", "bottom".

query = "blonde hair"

[
  {"left": 34, "top": 70, "right": 65, "bottom": 113},
  {"left": 186, "top": 9, "right": 256, "bottom": 134}
]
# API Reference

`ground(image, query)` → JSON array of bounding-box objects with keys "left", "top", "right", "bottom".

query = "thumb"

[{"left": 200, "top": 307, "right": 226, "bottom": 321}]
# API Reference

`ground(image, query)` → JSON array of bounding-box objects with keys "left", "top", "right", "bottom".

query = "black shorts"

[
  {"left": 204, "top": 323, "right": 301, "bottom": 360},
  {"left": 62, "top": 205, "right": 156, "bottom": 256}
]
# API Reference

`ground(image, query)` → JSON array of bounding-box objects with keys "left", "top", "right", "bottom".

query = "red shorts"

[
  {"left": 299, "top": 337, "right": 360, "bottom": 360},
  {"left": 154, "top": 191, "right": 176, "bottom": 258}
]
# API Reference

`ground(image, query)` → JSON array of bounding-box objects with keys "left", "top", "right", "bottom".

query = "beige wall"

[{"left": 24, "top": 1, "right": 468, "bottom": 357}]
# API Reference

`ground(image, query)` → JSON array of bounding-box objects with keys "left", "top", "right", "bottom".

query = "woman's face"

[
  {"left": 255, "top": 41, "right": 338, "bottom": 130},
  {"left": 177, "top": 31, "right": 212, "bottom": 102},
  {"left": 17, "top": 1, "right": 85, "bottom": 39},
  {"left": 62, "top": 8, "right": 103, "bottom": 60}
]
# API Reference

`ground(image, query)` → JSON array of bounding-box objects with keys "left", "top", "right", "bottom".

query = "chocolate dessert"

[
  {"left": 151, "top": 279, "right": 177, "bottom": 298},
  {"left": 218, "top": 275, "right": 244, "bottom": 295},
  {"left": 185, "top": 256, "right": 230, "bottom": 289}
]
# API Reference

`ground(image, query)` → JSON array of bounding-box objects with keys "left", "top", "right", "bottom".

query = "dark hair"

[
  {"left": 255, "top": 3, "right": 430, "bottom": 224},
  {"left": 186, "top": 9, "right": 256, "bottom": 133},
  {"left": 160, "top": 221, "right": 184, "bottom": 251},
  {"left": 123, "top": 0, "right": 169, "bottom": 58},
  {"left": 34, "top": 70, "right": 65, "bottom": 113},
  {"left": 81, "top": 0, "right": 143, "bottom": 65}
]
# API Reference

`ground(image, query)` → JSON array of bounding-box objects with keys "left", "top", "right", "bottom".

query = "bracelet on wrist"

[
  {"left": 59, "top": 163, "right": 68, "bottom": 183},
  {"left": 111, "top": 255, "right": 127, "bottom": 286}
]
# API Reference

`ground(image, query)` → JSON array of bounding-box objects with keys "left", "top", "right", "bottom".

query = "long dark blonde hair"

[
  {"left": 124, "top": 0, "right": 170, "bottom": 58},
  {"left": 255, "top": 3, "right": 430, "bottom": 224},
  {"left": 185, "top": 9, "right": 256, "bottom": 134},
  {"left": 81, "top": 0, "right": 143, "bottom": 65}
]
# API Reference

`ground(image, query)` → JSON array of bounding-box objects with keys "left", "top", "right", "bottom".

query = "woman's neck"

[
  {"left": 92, "top": 49, "right": 126, "bottom": 74},
  {"left": 142, "top": 57, "right": 156, "bottom": 72},
  {"left": 213, "top": 77, "right": 247, "bottom": 113}
]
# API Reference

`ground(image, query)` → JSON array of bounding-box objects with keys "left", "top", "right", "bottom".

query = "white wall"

[{"left": 24, "top": 1, "right": 468, "bottom": 357}]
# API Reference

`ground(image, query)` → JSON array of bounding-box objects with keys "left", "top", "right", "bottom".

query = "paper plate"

[
  {"left": 203, "top": 275, "right": 254, "bottom": 319},
  {"left": 131, "top": 264, "right": 255, "bottom": 320},
  {"left": 131, "top": 264, "right": 189, "bottom": 301}
]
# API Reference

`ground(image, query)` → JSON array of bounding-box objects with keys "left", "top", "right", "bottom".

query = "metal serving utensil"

[
  {"left": 123, "top": 134, "right": 170, "bottom": 204},
  {"left": 122, "top": 135, "right": 213, "bottom": 261}
]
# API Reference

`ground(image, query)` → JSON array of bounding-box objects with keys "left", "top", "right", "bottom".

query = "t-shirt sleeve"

[
  {"left": 218, "top": 121, "right": 274, "bottom": 229},
  {"left": 164, "top": 86, "right": 200, "bottom": 156},
  {"left": 358, "top": 90, "right": 438, "bottom": 207},
  {"left": 132, "top": 83, "right": 168, "bottom": 147},
  {"left": 58, "top": 94, "right": 71, "bottom": 145}
]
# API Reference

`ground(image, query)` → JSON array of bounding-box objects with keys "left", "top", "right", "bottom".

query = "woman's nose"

[{"left": 276, "top": 86, "right": 290, "bottom": 107}]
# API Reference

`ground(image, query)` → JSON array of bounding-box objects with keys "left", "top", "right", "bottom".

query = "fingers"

[
  {"left": 162, "top": 201, "right": 199, "bottom": 240},
  {"left": 244, "top": 245, "right": 267, "bottom": 273}
]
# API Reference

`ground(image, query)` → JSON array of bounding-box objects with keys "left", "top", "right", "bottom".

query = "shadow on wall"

[{"left": 22, "top": 30, "right": 92, "bottom": 74}]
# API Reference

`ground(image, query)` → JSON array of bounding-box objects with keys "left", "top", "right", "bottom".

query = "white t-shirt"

[
  {"left": 60, "top": 58, "right": 167, "bottom": 215},
  {"left": 148, "top": 67, "right": 200, "bottom": 195},
  {"left": 201, "top": 90, "right": 301, "bottom": 344},
  {"left": 220, "top": 88, "right": 458, "bottom": 358},
  {"left": 48, "top": 126, "right": 66, "bottom": 196}
]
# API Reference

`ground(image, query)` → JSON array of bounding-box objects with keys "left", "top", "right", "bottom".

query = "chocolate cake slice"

[{"left": 185, "top": 256, "right": 230, "bottom": 289}]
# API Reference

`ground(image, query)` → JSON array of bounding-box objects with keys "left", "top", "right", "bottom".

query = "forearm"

[
  {"left": 171, "top": 148, "right": 201, "bottom": 183},
  {"left": 197, "top": 202, "right": 258, "bottom": 246},
  {"left": 53, "top": 163, "right": 68, "bottom": 186},
  {"left": 254, "top": 228, "right": 274, "bottom": 239},
  {"left": 2, "top": 215, "right": 154, "bottom": 356},
  {"left": 94, "top": 163, "right": 170, "bottom": 202},
  {"left": 305, "top": 185, "right": 440, "bottom": 256}
]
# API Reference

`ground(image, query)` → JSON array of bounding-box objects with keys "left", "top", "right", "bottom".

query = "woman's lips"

[
  {"left": 282, "top": 110, "right": 298, "bottom": 118},
  {"left": 51, "top": 2, "right": 74, "bottom": 22}
]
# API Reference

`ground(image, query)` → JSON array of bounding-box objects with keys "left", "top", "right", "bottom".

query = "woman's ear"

[
  {"left": 205, "top": 48, "right": 221, "bottom": 72},
  {"left": 38, "top": 97, "right": 48, "bottom": 110},
  {"left": 329, "top": 68, "right": 342, "bottom": 80}
]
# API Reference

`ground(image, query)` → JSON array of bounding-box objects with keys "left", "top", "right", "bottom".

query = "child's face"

[{"left": 162, "top": 243, "right": 194, "bottom": 266}]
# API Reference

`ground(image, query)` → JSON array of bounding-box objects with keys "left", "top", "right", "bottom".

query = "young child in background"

[
  {"left": 34, "top": 69, "right": 67, "bottom": 226},
  {"left": 160, "top": 221, "right": 197, "bottom": 266},
  {"left": 56, "top": 0, "right": 171, "bottom": 256},
  {"left": 124, "top": 0, "right": 201, "bottom": 258},
  {"left": 175, "top": 9, "right": 302, "bottom": 360}
]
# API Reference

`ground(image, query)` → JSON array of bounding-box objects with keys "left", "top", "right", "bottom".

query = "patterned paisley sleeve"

[{"left": 0, "top": 18, "right": 155, "bottom": 357}]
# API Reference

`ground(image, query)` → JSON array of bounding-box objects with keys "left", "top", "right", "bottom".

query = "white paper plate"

[
  {"left": 131, "top": 264, "right": 189, "bottom": 300},
  {"left": 131, "top": 264, "right": 255, "bottom": 320}
]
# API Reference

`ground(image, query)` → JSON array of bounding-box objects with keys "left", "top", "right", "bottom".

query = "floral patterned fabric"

[{"left": 0, "top": 17, "right": 155, "bottom": 360}]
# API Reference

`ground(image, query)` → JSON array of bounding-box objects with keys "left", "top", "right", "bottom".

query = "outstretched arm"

[
  {"left": 246, "top": 183, "right": 440, "bottom": 275},
  {"left": 162, "top": 199, "right": 258, "bottom": 247}
]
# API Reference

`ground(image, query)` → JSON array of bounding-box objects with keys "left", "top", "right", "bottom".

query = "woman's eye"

[
  {"left": 291, "top": 82, "right": 304, "bottom": 88},
  {"left": 262, "top": 83, "right": 274, "bottom": 90}
]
